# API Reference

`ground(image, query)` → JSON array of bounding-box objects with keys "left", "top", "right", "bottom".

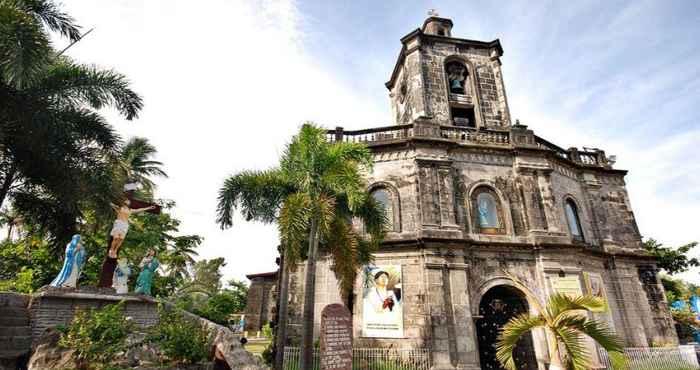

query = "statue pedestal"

[{"left": 29, "top": 289, "right": 157, "bottom": 345}]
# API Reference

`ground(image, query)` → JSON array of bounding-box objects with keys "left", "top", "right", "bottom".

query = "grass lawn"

[{"left": 244, "top": 338, "right": 271, "bottom": 357}]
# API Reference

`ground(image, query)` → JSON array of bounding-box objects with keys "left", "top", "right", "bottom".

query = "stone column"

[
  {"left": 425, "top": 260, "right": 479, "bottom": 370},
  {"left": 535, "top": 170, "right": 560, "bottom": 233}
]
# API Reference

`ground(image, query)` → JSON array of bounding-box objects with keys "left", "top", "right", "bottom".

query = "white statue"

[
  {"left": 50, "top": 235, "right": 86, "bottom": 288},
  {"left": 112, "top": 257, "right": 131, "bottom": 294}
]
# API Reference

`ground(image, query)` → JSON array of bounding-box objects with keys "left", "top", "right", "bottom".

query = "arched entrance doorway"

[{"left": 476, "top": 285, "right": 537, "bottom": 370}]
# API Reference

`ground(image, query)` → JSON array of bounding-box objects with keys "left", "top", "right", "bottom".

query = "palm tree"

[
  {"left": 496, "top": 274, "right": 624, "bottom": 370},
  {"left": 1, "top": 0, "right": 143, "bottom": 245},
  {"left": 165, "top": 235, "right": 201, "bottom": 281},
  {"left": 118, "top": 137, "right": 168, "bottom": 194},
  {"left": 217, "top": 123, "right": 386, "bottom": 369},
  {"left": 0, "top": 0, "right": 81, "bottom": 87}
]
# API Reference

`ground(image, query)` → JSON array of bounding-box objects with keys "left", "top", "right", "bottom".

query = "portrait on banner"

[{"left": 361, "top": 264, "right": 403, "bottom": 338}]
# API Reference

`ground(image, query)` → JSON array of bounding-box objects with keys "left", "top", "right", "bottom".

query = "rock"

[{"left": 27, "top": 328, "right": 73, "bottom": 370}]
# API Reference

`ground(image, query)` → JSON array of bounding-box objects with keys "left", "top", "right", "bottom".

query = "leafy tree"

[
  {"left": 643, "top": 238, "right": 699, "bottom": 275},
  {"left": 226, "top": 278, "right": 249, "bottom": 313},
  {"left": 197, "top": 291, "right": 238, "bottom": 325},
  {"left": 217, "top": 123, "right": 387, "bottom": 368},
  {"left": 496, "top": 274, "right": 624, "bottom": 370}
]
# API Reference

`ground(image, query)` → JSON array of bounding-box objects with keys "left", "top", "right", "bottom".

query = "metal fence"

[
  {"left": 598, "top": 345, "right": 700, "bottom": 369},
  {"left": 282, "top": 347, "right": 431, "bottom": 370}
]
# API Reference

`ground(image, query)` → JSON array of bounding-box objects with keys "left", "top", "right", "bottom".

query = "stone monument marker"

[{"left": 320, "top": 303, "right": 353, "bottom": 370}]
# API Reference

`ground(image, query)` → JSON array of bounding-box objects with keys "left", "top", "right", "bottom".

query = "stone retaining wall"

[{"left": 29, "top": 289, "right": 159, "bottom": 344}]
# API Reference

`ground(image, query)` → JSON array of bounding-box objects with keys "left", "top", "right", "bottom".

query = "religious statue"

[
  {"left": 447, "top": 63, "right": 467, "bottom": 94},
  {"left": 109, "top": 199, "right": 156, "bottom": 255},
  {"left": 112, "top": 257, "right": 131, "bottom": 294},
  {"left": 134, "top": 249, "right": 159, "bottom": 296},
  {"left": 97, "top": 198, "right": 155, "bottom": 288},
  {"left": 50, "top": 235, "right": 86, "bottom": 289}
]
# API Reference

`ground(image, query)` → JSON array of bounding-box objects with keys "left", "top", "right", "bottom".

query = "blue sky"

[{"left": 60, "top": 0, "right": 699, "bottom": 283}]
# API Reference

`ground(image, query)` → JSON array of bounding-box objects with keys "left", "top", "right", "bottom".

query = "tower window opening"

[
  {"left": 451, "top": 106, "right": 476, "bottom": 127},
  {"left": 446, "top": 61, "right": 468, "bottom": 94},
  {"left": 437, "top": 28, "right": 445, "bottom": 36}
]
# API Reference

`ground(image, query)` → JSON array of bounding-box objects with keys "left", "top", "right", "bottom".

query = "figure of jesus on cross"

[{"left": 97, "top": 193, "right": 160, "bottom": 288}]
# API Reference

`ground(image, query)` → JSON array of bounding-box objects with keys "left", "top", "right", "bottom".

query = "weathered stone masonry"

[{"left": 275, "top": 15, "right": 677, "bottom": 370}]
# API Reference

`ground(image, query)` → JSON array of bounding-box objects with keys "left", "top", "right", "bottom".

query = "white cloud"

[{"left": 61, "top": 0, "right": 388, "bottom": 281}]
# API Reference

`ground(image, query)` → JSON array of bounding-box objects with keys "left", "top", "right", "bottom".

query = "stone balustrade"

[{"left": 327, "top": 125, "right": 612, "bottom": 169}]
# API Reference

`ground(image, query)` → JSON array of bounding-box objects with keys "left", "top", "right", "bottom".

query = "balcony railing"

[
  {"left": 326, "top": 125, "right": 609, "bottom": 168},
  {"left": 440, "top": 125, "right": 509, "bottom": 145},
  {"left": 327, "top": 124, "right": 509, "bottom": 146}
]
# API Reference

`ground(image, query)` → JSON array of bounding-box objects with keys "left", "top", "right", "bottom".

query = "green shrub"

[
  {"left": 148, "top": 306, "right": 213, "bottom": 364},
  {"left": 58, "top": 301, "right": 134, "bottom": 370},
  {"left": 262, "top": 343, "right": 274, "bottom": 366},
  {"left": 262, "top": 322, "right": 273, "bottom": 340}
]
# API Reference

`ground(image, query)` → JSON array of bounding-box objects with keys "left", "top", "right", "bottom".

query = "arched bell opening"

[{"left": 475, "top": 285, "right": 537, "bottom": 370}]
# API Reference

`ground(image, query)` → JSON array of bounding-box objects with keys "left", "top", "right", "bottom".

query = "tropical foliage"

[
  {"left": 643, "top": 238, "right": 699, "bottom": 275},
  {"left": 217, "top": 122, "right": 387, "bottom": 367},
  {"left": 147, "top": 306, "right": 213, "bottom": 365},
  {"left": 1, "top": 0, "right": 144, "bottom": 248},
  {"left": 495, "top": 274, "right": 624, "bottom": 370},
  {"left": 58, "top": 300, "right": 134, "bottom": 370}
]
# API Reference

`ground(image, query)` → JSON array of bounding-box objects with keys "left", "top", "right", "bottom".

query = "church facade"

[{"left": 262, "top": 15, "right": 676, "bottom": 370}]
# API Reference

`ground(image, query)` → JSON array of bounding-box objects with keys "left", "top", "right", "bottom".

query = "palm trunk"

[
  {"left": 273, "top": 251, "right": 290, "bottom": 370},
  {"left": 299, "top": 218, "right": 319, "bottom": 369},
  {"left": 546, "top": 327, "right": 565, "bottom": 370},
  {"left": 0, "top": 165, "right": 16, "bottom": 211}
]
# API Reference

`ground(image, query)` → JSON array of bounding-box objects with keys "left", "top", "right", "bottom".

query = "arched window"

[
  {"left": 371, "top": 188, "right": 395, "bottom": 231},
  {"left": 564, "top": 199, "right": 584, "bottom": 240},
  {"left": 471, "top": 187, "right": 504, "bottom": 234},
  {"left": 446, "top": 61, "right": 468, "bottom": 95}
]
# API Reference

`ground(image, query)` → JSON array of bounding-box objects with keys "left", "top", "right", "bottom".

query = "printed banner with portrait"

[
  {"left": 361, "top": 265, "right": 404, "bottom": 338},
  {"left": 584, "top": 272, "right": 616, "bottom": 332}
]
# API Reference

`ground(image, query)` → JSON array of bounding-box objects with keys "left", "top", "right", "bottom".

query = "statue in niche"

[
  {"left": 112, "top": 257, "right": 131, "bottom": 294},
  {"left": 135, "top": 249, "right": 159, "bottom": 296},
  {"left": 50, "top": 235, "right": 86, "bottom": 289},
  {"left": 447, "top": 62, "right": 467, "bottom": 94}
]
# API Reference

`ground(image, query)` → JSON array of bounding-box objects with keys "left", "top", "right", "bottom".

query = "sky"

[{"left": 57, "top": 0, "right": 700, "bottom": 284}]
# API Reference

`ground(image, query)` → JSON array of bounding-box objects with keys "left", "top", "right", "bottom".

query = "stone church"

[{"left": 248, "top": 14, "right": 677, "bottom": 370}]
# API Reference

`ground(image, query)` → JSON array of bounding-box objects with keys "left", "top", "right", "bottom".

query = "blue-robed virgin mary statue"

[{"left": 50, "top": 234, "right": 86, "bottom": 288}]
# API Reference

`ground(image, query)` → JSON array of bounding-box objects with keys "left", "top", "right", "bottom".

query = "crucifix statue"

[{"left": 97, "top": 185, "right": 161, "bottom": 288}]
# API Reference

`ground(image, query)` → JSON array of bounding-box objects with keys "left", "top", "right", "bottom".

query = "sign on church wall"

[
  {"left": 361, "top": 265, "right": 404, "bottom": 338},
  {"left": 550, "top": 275, "right": 583, "bottom": 297}
]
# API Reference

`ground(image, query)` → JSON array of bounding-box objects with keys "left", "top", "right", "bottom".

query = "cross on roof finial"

[{"left": 427, "top": 9, "right": 439, "bottom": 17}]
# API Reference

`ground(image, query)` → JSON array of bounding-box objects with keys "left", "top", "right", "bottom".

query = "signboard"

[
  {"left": 320, "top": 304, "right": 353, "bottom": 370},
  {"left": 550, "top": 275, "right": 583, "bottom": 297},
  {"left": 361, "top": 265, "right": 403, "bottom": 338}
]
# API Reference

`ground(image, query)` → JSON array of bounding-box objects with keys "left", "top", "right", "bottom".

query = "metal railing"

[
  {"left": 598, "top": 345, "right": 700, "bottom": 369},
  {"left": 283, "top": 347, "right": 431, "bottom": 370}
]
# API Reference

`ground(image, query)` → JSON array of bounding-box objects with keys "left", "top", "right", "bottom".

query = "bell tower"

[{"left": 386, "top": 12, "right": 511, "bottom": 129}]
